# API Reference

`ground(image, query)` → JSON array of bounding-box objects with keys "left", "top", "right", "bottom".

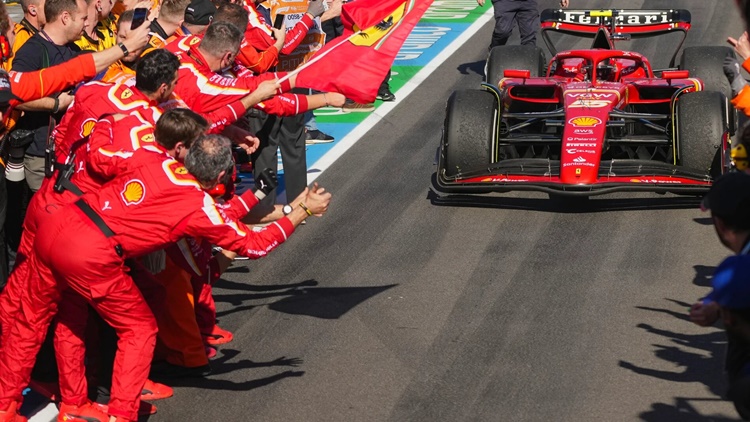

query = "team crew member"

[
  {"left": 242, "top": 0, "right": 325, "bottom": 63},
  {"left": 476, "top": 0, "right": 570, "bottom": 49},
  {"left": 166, "top": 23, "right": 344, "bottom": 133},
  {"left": 215, "top": 1, "right": 285, "bottom": 74},
  {"left": 0, "top": 133, "right": 331, "bottom": 422},
  {"left": 143, "top": 0, "right": 191, "bottom": 55},
  {"left": 0, "top": 1, "right": 151, "bottom": 287},
  {"left": 50, "top": 109, "right": 203, "bottom": 422},
  {"left": 53, "top": 48, "right": 179, "bottom": 160},
  {"left": 0, "top": 49, "right": 178, "bottom": 352}
]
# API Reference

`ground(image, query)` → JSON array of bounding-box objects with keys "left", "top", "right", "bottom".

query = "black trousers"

[
  {"left": 490, "top": 0, "right": 539, "bottom": 48},
  {"left": 0, "top": 168, "right": 7, "bottom": 291},
  {"left": 247, "top": 110, "right": 307, "bottom": 211}
]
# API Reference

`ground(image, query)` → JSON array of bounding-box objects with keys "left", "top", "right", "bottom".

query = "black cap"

[
  {"left": 0, "top": 71, "right": 19, "bottom": 109},
  {"left": 702, "top": 172, "right": 750, "bottom": 229},
  {"left": 184, "top": 0, "right": 216, "bottom": 26}
]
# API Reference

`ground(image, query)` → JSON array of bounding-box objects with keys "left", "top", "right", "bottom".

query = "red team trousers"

[{"left": 0, "top": 205, "right": 156, "bottom": 421}]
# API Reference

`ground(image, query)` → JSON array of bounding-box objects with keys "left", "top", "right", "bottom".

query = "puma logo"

[{"left": 102, "top": 201, "right": 112, "bottom": 211}]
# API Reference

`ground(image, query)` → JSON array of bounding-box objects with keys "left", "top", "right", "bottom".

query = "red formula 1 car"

[{"left": 433, "top": 9, "right": 738, "bottom": 197}]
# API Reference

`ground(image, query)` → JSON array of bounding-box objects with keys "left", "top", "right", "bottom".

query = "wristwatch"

[{"left": 282, "top": 204, "right": 293, "bottom": 216}]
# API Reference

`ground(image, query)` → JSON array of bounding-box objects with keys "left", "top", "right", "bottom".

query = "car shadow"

[
  {"left": 457, "top": 59, "right": 486, "bottom": 77},
  {"left": 428, "top": 188, "right": 702, "bottom": 213}
]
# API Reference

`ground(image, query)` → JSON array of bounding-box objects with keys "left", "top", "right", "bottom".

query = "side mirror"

[{"left": 503, "top": 69, "right": 531, "bottom": 79}]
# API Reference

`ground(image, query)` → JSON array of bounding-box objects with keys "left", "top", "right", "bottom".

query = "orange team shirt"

[
  {"left": 733, "top": 57, "right": 750, "bottom": 117},
  {"left": 5, "top": 20, "right": 39, "bottom": 71}
]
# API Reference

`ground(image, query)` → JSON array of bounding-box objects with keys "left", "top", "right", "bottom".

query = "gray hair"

[
  {"left": 184, "top": 134, "right": 234, "bottom": 187},
  {"left": 199, "top": 21, "right": 242, "bottom": 59}
]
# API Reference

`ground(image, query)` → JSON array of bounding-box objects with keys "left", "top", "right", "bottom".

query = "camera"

[{"left": 5, "top": 130, "right": 33, "bottom": 182}]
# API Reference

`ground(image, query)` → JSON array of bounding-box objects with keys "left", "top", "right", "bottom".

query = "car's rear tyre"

[
  {"left": 679, "top": 46, "right": 734, "bottom": 99},
  {"left": 677, "top": 91, "right": 726, "bottom": 177},
  {"left": 442, "top": 89, "right": 497, "bottom": 178},
  {"left": 484, "top": 45, "right": 545, "bottom": 86}
]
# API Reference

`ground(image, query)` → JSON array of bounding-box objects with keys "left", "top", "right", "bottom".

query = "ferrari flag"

[{"left": 294, "top": 0, "right": 434, "bottom": 104}]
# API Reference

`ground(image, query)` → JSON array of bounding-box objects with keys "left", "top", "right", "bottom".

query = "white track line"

[{"left": 307, "top": 8, "right": 493, "bottom": 182}]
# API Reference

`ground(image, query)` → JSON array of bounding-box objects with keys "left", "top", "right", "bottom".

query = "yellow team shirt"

[{"left": 74, "top": 19, "right": 117, "bottom": 52}]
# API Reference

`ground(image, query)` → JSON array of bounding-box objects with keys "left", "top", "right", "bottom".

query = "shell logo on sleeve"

[
  {"left": 121, "top": 179, "right": 146, "bottom": 205},
  {"left": 80, "top": 119, "right": 97, "bottom": 138}
]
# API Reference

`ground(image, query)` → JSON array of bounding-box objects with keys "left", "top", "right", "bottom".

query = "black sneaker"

[
  {"left": 377, "top": 88, "right": 395, "bottom": 102},
  {"left": 305, "top": 129, "right": 335, "bottom": 144}
]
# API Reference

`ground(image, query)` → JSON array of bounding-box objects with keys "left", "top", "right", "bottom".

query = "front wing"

[{"left": 433, "top": 158, "right": 712, "bottom": 197}]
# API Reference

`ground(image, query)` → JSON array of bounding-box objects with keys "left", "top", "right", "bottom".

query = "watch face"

[{"left": 283, "top": 204, "right": 293, "bottom": 215}]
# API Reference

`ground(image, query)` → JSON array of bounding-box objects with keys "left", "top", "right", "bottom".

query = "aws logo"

[{"left": 121, "top": 179, "right": 146, "bottom": 205}]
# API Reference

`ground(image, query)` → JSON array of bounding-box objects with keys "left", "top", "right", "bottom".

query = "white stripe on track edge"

[{"left": 307, "top": 8, "right": 494, "bottom": 183}]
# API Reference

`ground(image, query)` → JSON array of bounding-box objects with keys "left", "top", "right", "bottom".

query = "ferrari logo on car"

[
  {"left": 569, "top": 116, "right": 602, "bottom": 127},
  {"left": 121, "top": 180, "right": 146, "bottom": 206}
]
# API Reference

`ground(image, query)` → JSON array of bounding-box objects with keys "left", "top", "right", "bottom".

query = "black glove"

[
  {"left": 254, "top": 168, "right": 278, "bottom": 199},
  {"left": 724, "top": 56, "right": 748, "bottom": 98},
  {"left": 306, "top": 0, "right": 326, "bottom": 18}
]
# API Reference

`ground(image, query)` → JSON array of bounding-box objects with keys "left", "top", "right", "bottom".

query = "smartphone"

[
  {"left": 131, "top": 7, "right": 148, "bottom": 30},
  {"left": 273, "top": 14, "right": 285, "bottom": 30}
]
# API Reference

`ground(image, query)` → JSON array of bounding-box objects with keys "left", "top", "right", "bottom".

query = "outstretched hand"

[
  {"left": 303, "top": 182, "right": 331, "bottom": 216},
  {"left": 728, "top": 32, "right": 750, "bottom": 61}
]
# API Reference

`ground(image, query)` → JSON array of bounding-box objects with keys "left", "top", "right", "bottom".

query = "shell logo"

[
  {"left": 120, "top": 179, "right": 146, "bottom": 206},
  {"left": 569, "top": 116, "right": 602, "bottom": 127},
  {"left": 80, "top": 119, "right": 96, "bottom": 137},
  {"left": 120, "top": 88, "right": 133, "bottom": 100}
]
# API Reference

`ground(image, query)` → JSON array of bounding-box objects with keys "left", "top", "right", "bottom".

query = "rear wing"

[{"left": 540, "top": 9, "right": 692, "bottom": 67}]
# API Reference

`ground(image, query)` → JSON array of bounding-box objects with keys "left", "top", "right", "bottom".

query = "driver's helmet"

[{"left": 596, "top": 59, "right": 619, "bottom": 81}]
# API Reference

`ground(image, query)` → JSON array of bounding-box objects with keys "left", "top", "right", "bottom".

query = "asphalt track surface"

[{"left": 34, "top": 1, "right": 750, "bottom": 421}]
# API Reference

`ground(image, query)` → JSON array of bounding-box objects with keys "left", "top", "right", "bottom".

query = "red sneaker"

[
  {"left": 140, "top": 379, "right": 173, "bottom": 401},
  {"left": 28, "top": 379, "right": 59, "bottom": 402},
  {"left": 202, "top": 325, "right": 234, "bottom": 346},
  {"left": 0, "top": 402, "right": 27, "bottom": 422},
  {"left": 57, "top": 401, "right": 109, "bottom": 422}
]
